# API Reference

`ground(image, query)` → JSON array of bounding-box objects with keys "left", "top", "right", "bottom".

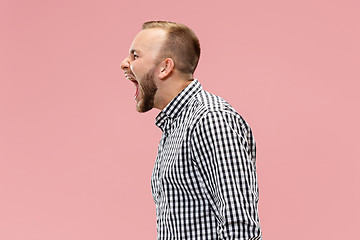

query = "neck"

[{"left": 155, "top": 76, "right": 194, "bottom": 110}]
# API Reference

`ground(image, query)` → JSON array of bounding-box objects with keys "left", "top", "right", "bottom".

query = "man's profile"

[{"left": 121, "top": 21, "right": 262, "bottom": 240}]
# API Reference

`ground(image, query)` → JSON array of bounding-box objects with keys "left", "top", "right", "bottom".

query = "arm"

[{"left": 190, "top": 111, "right": 262, "bottom": 240}]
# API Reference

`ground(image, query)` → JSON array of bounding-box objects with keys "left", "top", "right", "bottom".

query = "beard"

[{"left": 136, "top": 66, "right": 158, "bottom": 113}]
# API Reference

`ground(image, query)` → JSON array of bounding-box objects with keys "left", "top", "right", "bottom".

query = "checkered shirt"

[{"left": 152, "top": 79, "right": 262, "bottom": 240}]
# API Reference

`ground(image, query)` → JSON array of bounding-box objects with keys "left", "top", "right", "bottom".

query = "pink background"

[{"left": 1, "top": 0, "right": 359, "bottom": 239}]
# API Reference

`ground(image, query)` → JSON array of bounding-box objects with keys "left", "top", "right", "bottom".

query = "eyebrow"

[{"left": 129, "top": 49, "right": 141, "bottom": 55}]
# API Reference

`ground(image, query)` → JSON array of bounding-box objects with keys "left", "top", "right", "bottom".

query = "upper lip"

[{"left": 125, "top": 72, "right": 138, "bottom": 83}]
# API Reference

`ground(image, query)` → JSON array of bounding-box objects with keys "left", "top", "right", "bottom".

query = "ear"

[{"left": 158, "top": 58, "right": 174, "bottom": 80}]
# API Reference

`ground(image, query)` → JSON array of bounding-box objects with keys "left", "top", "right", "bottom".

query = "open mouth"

[{"left": 125, "top": 73, "right": 140, "bottom": 99}]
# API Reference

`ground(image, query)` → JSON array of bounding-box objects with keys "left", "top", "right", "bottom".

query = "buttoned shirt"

[{"left": 152, "top": 79, "right": 262, "bottom": 240}]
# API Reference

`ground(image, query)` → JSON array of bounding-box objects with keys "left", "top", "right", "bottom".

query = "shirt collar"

[{"left": 155, "top": 79, "right": 202, "bottom": 130}]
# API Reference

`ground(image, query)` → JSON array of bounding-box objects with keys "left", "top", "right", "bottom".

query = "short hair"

[{"left": 142, "top": 21, "right": 201, "bottom": 74}]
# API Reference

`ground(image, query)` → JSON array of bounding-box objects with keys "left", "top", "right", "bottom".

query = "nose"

[{"left": 120, "top": 56, "right": 130, "bottom": 71}]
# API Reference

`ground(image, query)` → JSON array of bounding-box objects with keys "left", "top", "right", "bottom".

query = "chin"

[{"left": 136, "top": 101, "right": 153, "bottom": 113}]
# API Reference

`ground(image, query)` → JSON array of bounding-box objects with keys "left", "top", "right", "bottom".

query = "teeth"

[{"left": 125, "top": 74, "right": 136, "bottom": 81}]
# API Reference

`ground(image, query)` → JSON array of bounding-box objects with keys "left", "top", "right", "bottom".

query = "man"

[{"left": 121, "top": 21, "right": 262, "bottom": 240}]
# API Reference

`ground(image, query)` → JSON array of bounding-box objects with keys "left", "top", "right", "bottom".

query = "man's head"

[
  {"left": 121, "top": 21, "right": 201, "bottom": 113},
  {"left": 142, "top": 21, "right": 201, "bottom": 74}
]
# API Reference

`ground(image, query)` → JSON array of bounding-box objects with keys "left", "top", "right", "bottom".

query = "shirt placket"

[{"left": 152, "top": 117, "right": 172, "bottom": 206}]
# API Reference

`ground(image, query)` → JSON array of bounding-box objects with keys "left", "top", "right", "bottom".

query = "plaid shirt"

[{"left": 152, "top": 79, "right": 262, "bottom": 240}]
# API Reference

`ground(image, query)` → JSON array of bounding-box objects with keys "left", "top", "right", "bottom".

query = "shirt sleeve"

[{"left": 190, "top": 110, "right": 262, "bottom": 240}]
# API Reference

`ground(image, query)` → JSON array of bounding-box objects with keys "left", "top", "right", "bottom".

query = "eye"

[{"left": 133, "top": 54, "right": 139, "bottom": 59}]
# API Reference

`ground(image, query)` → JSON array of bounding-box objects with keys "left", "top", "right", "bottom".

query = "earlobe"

[{"left": 159, "top": 58, "right": 174, "bottom": 80}]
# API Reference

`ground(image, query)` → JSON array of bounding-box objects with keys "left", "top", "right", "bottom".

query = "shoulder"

[{"left": 191, "top": 90, "right": 251, "bottom": 137}]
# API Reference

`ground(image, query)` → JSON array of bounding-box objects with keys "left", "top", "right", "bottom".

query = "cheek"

[
  {"left": 130, "top": 64, "right": 136, "bottom": 74},
  {"left": 130, "top": 63, "right": 142, "bottom": 79}
]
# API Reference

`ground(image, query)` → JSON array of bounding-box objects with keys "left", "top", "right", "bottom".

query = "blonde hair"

[{"left": 142, "top": 21, "right": 201, "bottom": 74}]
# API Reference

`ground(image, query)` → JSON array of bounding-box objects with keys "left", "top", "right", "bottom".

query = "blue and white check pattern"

[{"left": 152, "top": 79, "right": 262, "bottom": 240}]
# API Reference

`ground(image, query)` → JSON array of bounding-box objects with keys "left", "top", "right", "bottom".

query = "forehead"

[{"left": 129, "top": 28, "right": 168, "bottom": 57}]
